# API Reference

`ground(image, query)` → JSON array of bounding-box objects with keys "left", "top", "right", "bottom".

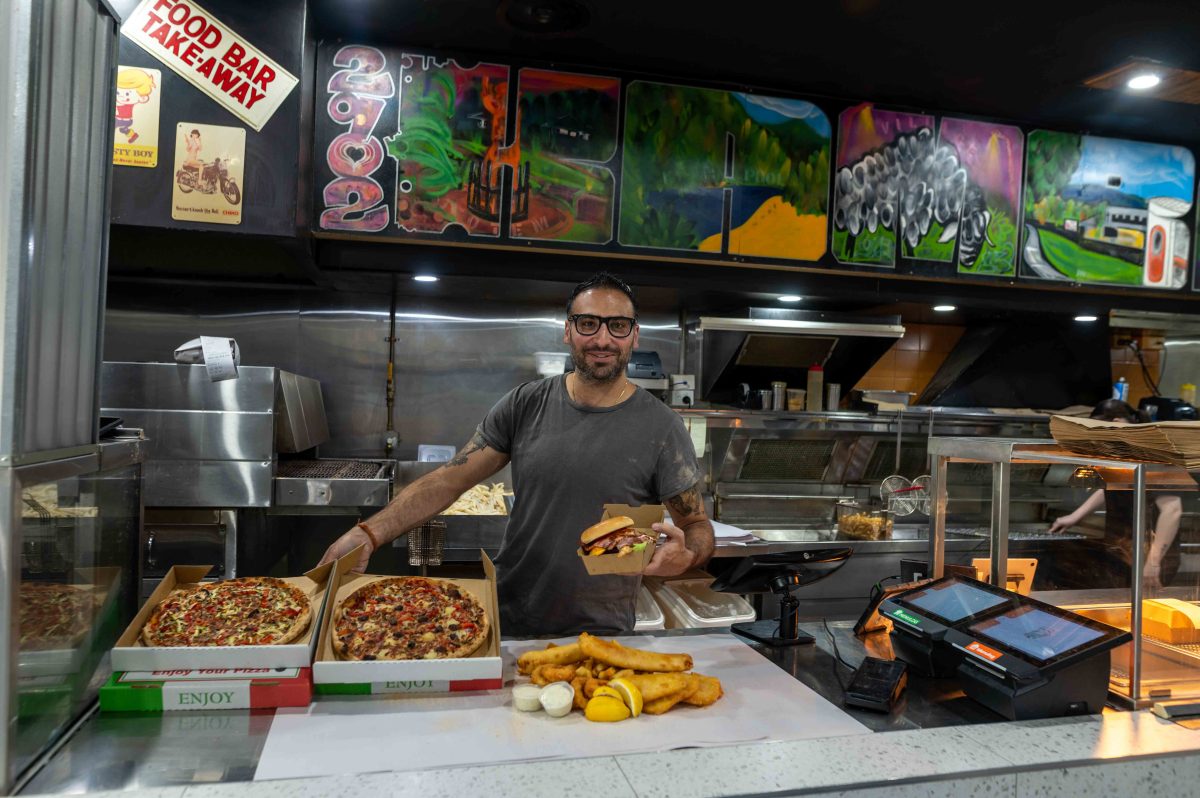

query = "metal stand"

[{"left": 731, "top": 577, "right": 815, "bottom": 647}]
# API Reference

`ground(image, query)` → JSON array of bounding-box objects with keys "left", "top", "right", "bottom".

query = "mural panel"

[
  {"left": 620, "top": 82, "right": 830, "bottom": 260},
  {"left": 1021, "top": 131, "right": 1195, "bottom": 288},
  {"left": 832, "top": 105, "right": 1022, "bottom": 274},
  {"left": 387, "top": 54, "right": 511, "bottom": 237},
  {"left": 510, "top": 69, "right": 620, "bottom": 244}
]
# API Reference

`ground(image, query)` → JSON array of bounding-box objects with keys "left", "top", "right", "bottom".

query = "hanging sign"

[{"left": 120, "top": 0, "right": 298, "bottom": 132}]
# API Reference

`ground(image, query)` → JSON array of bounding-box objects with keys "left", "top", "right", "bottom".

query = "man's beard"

[{"left": 570, "top": 344, "right": 629, "bottom": 383}]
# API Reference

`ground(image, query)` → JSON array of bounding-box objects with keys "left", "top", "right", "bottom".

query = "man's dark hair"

[{"left": 566, "top": 272, "right": 638, "bottom": 317}]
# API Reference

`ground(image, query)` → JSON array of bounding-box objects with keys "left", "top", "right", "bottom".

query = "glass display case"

[
  {"left": 4, "top": 437, "right": 142, "bottom": 786},
  {"left": 928, "top": 437, "right": 1200, "bottom": 709}
]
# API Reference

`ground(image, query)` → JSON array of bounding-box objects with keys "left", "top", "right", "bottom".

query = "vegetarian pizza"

[
  {"left": 332, "top": 577, "right": 489, "bottom": 660},
  {"left": 141, "top": 576, "right": 312, "bottom": 647}
]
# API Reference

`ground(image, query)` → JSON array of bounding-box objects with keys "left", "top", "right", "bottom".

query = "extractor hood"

[{"left": 694, "top": 308, "right": 904, "bottom": 405}]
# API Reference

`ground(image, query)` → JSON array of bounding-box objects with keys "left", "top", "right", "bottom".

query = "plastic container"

[
  {"left": 806, "top": 364, "right": 824, "bottom": 411},
  {"left": 634, "top": 585, "right": 666, "bottom": 631},
  {"left": 649, "top": 578, "right": 755, "bottom": 629},
  {"left": 1183, "top": 383, "right": 1196, "bottom": 405},
  {"left": 835, "top": 501, "right": 893, "bottom": 541},
  {"left": 1113, "top": 376, "right": 1129, "bottom": 401},
  {"left": 786, "top": 388, "right": 806, "bottom": 410}
]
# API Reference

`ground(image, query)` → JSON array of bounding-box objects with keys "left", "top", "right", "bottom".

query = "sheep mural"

[{"left": 832, "top": 104, "right": 1022, "bottom": 275}]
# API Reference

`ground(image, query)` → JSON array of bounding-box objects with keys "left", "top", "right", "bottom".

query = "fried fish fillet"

[
  {"left": 518, "top": 642, "right": 583, "bottom": 675},
  {"left": 643, "top": 676, "right": 703, "bottom": 715},
  {"left": 531, "top": 663, "right": 579, "bottom": 686},
  {"left": 683, "top": 673, "right": 723, "bottom": 707},
  {"left": 578, "top": 632, "right": 693, "bottom": 672},
  {"left": 626, "top": 672, "right": 692, "bottom": 702}
]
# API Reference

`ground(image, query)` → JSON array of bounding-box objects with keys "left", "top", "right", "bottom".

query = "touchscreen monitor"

[
  {"left": 900, "top": 578, "right": 1009, "bottom": 625},
  {"left": 969, "top": 606, "right": 1104, "bottom": 663}
]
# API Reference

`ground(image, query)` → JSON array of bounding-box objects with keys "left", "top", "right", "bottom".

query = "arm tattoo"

[
  {"left": 666, "top": 485, "right": 704, "bottom": 518},
  {"left": 447, "top": 430, "right": 489, "bottom": 468}
]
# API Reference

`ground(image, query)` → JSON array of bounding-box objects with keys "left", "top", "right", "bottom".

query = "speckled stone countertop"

[{"left": 37, "top": 710, "right": 1200, "bottom": 798}]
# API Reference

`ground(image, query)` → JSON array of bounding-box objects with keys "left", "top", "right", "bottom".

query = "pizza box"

[
  {"left": 18, "top": 567, "right": 124, "bottom": 678},
  {"left": 578, "top": 503, "right": 663, "bottom": 576},
  {"left": 99, "top": 668, "right": 313, "bottom": 712},
  {"left": 110, "top": 553, "right": 353, "bottom": 671},
  {"left": 312, "top": 548, "right": 503, "bottom": 691}
]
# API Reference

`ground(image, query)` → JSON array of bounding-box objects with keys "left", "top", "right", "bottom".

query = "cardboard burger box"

[
  {"left": 100, "top": 667, "right": 313, "bottom": 712},
  {"left": 312, "top": 548, "right": 502, "bottom": 695},
  {"left": 110, "top": 557, "right": 345, "bottom": 672},
  {"left": 578, "top": 503, "right": 664, "bottom": 576}
]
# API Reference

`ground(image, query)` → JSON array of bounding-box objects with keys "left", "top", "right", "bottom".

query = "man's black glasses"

[{"left": 567, "top": 314, "right": 636, "bottom": 338}]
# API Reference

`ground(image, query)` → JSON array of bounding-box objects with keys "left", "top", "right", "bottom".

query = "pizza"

[
  {"left": 332, "top": 577, "right": 489, "bottom": 661},
  {"left": 141, "top": 576, "right": 312, "bottom": 647},
  {"left": 19, "top": 583, "right": 98, "bottom": 650}
]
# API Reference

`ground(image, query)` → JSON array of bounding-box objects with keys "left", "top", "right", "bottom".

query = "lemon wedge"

[
  {"left": 585, "top": 695, "right": 631, "bottom": 722},
  {"left": 608, "top": 677, "right": 643, "bottom": 718},
  {"left": 590, "top": 685, "right": 623, "bottom": 702}
]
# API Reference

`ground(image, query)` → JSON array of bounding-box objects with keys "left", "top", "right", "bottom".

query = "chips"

[
  {"left": 514, "top": 633, "right": 723, "bottom": 717},
  {"left": 442, "top": 483, "right": 511, "bottom": 515}
]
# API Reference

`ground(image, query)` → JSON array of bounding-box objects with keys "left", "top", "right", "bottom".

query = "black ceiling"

[{"left": 310, "top": 0, "right": 1200, "bottom": 148}]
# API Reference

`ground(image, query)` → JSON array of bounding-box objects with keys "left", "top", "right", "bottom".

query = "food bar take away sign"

[{"left": 121, "top": 0, "right": 298, "bottom": 132}]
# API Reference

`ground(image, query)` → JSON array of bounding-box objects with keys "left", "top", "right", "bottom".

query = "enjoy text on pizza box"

[
  {"left": 578, "top": 503, "right": 663, "bottom": 576},
  {"left": 100, "top": 667, "right": 313, "bottom": 712},
  {"left": 110, "top": 554, "right": 349, "bottom": 671},
  {"left": 312, "top": 549, "right": 502, "bottom": 689}
]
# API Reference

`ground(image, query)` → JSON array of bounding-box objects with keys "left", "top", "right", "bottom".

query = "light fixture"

[
  {"left": 932, "top": 304, "right": 956, "bottom": 312},
  {"left": 1075, "top": 315, "right": 1098, "bottom": 322},
  {"left": 413, "top": 274, "right": 439, "bottom": 282},
  {"left": 777, "top": 295, "right": 803, "bottom": 303},
  {"left": 1127, "top": 73, "right": 1161, "bottom": 90}
]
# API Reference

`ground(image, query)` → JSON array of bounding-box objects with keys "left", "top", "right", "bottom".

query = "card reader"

[{"left": 843, "top": 657, "right": 907, "bottom": 713}]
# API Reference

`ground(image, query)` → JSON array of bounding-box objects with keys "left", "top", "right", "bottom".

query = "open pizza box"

[
  {"left": 18, "top": 566, "right": 124, "bottom": 678},
  {"left": 578, "top": 503, "right": 663, "bottom": 576},
  {"left": 312, "top": 548, "right": 503, "bottom": 693},
  {"left": 110, "top": 555, "right": 349, "bottom": 672}
]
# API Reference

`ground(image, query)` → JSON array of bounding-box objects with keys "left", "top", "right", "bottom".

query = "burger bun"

[{"left": 580, "top": 515, "right": 636, "bottom": 545}]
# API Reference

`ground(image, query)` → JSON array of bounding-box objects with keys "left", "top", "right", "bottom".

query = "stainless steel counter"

[{"left": 17, "top": 625, "right": 1003, "bottom": 793}]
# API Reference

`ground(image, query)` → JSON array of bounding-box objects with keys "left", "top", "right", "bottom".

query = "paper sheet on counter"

[{"left": 254, "top": 633, "right": 868, "bottom": 781}]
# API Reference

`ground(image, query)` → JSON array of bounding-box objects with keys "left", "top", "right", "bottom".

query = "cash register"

[{"left": 882, "top": 576, "right": 1131, "bottom": 719}]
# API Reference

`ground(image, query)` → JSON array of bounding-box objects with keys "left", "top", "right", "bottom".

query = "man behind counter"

[{"left": 318, "top": 272, "right": 714, "bottom": 635}]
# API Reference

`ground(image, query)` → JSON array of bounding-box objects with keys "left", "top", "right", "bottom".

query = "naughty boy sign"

[{"left": 121, "top": 0, "right": 298, "bottom": 132}]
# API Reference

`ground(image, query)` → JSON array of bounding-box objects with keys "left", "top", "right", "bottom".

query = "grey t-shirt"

[{"left": 477, "top": 374, "right": 700, "bottom": 636}]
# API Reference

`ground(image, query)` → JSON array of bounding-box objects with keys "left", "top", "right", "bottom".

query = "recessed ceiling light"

[
  {"left": 778, "top": 295, "right": 803, "bottom": 303},
  {"left": 1127, "top": 73, "right": 1161, "bottom": 90},
  {"left": 932, "top": 305, "right": 956, "bottom": 312},
  {"left": 413, "top": 274, "right": 439, "bottom": 282},
  {"left": 1075, "top": 315, "right": 1098, "bottom": 322}
]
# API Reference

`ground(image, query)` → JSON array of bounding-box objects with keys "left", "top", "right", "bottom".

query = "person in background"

[
  {"left": 318, "top": 272, "right": 714, "bottom": 635},
  {"left": 1049, "top": 399, "right": 1184, "bottom": 589}
]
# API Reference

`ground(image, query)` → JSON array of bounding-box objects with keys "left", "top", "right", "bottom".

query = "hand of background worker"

[
  {"left": 1144, "top": 559, "right": 1164, "bottom": 590},
  {"left": 318, "top": 525, "right": 375, "bottom": 573},
  {"left": 643, "top": 521, "right": 696, "bottom": 578},
  {"left": 1047, "top": 514, "right": 1081, "bottom": 535}
]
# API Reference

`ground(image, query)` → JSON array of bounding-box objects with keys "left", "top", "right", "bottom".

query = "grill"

[
  {"left": 950, "top": 526, "right": 1085, "bottom": 541},
  {"left": 276, "top": 459, "right": 383, "bottom": 480},
  {"left": 273, "top": 458, "right": 394, "bottom": 507},
  {"left": 737, "top": 439, "right": 834, "bottom": 482}
]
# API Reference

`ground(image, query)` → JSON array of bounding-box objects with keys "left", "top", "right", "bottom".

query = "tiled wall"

[{"left": 853, "top": 323, "right": 965, "bottom": 397}]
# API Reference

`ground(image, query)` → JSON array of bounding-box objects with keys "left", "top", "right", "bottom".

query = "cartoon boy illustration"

[{"left": 115, "top": 68, "right": 155, "bottom": 144}]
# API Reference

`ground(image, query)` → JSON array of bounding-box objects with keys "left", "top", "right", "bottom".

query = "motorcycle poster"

[
  {"left": 171, "top": 122, "right": 245, "bottom": 225},
  {"left": 113, "top": 65, "right": 161, "bottom": 168}
]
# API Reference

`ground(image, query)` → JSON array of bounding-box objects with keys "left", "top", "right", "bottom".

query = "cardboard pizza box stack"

[
  {"left": 312, "top": 547, "right": 503, "bottom": 695},
  {"left": 578, "top": 503, "right": 664, "bottom": 576}
]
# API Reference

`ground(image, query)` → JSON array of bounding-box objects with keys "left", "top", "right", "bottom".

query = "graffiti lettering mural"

[
  {"left": 620, "top": 82, "right": 830, "bottom": 259},
  {"left": 1022, "top": 131, "right": 1195, "bottom": 288},
  {"left": 509, "top": 69, "right": 620, "bottom": 244},
  {"left": 321, "top": 46, "right": 395, "bottom": 232}
]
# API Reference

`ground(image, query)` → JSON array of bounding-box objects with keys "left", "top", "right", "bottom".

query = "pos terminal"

[
  {"left": 879, "top": 577, "right": 1013, "bottom": 676},
  {"left": 882, "top": 576, "right": 1131, "bottom": 719}
]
